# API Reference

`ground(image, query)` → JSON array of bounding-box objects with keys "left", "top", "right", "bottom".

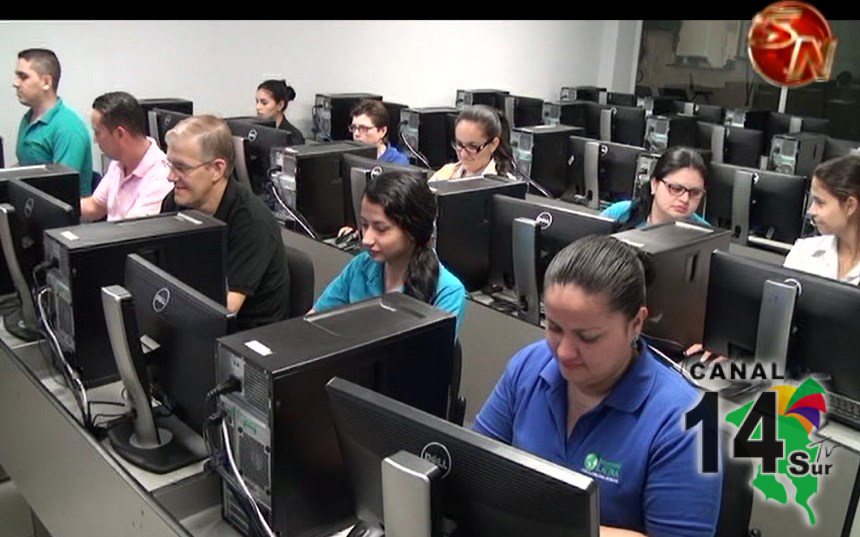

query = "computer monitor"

[
  {"left": 139, "top": 98, "right": 193, "bottom": 139},
  {"left": 824, "top": 137, "right": 860, "bottom": 160},
  {"left": 697, "top": 123, "right": 765, "bottom": 168},
  {"left": 340, "top": 154, "right": 431, "bottom": 229},
  {"left": 327, "top": 377, "right": 600, "bottom": 537},
  {"left": 567, "top": 136, "right": 644, "bottom": 207},
  {"left": 674, "top": 101, "right": 725, "bottom": 124},
  {"left": 487, "top": 195, "right": 618, "bottom": 292},
  {"left": 101, "top": 253, "right": 235, "bottom": 473},
  {"left": 765, "top": 112, "right": 830, "bottom": 142},
  {"left": 149, "top": 108, "right": 191, "bottom": 151},
  {"left": 603, "top": 105, "right": 646, "bottom": 147},
  {"left": 504, "top": 95, "right": 545, "bottom": 129},
  {"left": 225, "top": 118, "right": 294, "bottom": 195},
  {"left": 0, "top": 179, "right": 78, "bottom": 339},
  {"left": 433, "top": 176, "right": 528, "bottom": 291},
  {"left": 705, "top": 162, "right": 808, "bottom": 245},
  {"left": 215, "top": 293, "right": 457, "bottom": 537},
  {"left": 703, "top": 251, "right": 860, "bottom": 428}
]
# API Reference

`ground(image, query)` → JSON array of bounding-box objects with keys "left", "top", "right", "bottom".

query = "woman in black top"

[{"left": 256, "top": 79, "right": 305, "bottom": 145}]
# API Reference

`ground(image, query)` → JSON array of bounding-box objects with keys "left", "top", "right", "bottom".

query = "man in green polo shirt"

[{"left": 13, "top": 48, "right": 93, "bottom": 195}]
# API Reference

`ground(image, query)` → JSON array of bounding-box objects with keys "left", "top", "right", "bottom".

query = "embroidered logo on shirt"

[{"left": 583, "top": 452, "right": 622, "bottom": 483}]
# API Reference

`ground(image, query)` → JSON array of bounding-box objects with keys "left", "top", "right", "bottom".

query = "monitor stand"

[{"left": 0, "top": 204, "right": 42, "bottom": 341}]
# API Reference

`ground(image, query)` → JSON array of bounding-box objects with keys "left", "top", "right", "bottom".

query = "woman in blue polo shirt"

[
  {"left": 474, "top": 235, "right": 722, "bottom": 536},
  {"left": 601, "top": 147, "right": 710, "bottom": 230},
  {"left": 312, "top": 171, "right": 468, "bottom": 334}
]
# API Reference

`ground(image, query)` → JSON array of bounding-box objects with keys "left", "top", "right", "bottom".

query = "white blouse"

[{"left": 783, "top": 235, "right": 860, "bottom": 285}]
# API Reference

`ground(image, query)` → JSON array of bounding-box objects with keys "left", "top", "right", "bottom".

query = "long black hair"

[
  {"left": 455, "top": 105, "right": 515, "bottom": 176},
  {"left": 363, "top": 171, "right": 439, "bottom": 304},
  {"left": 623, "top": 147, "right": 708, "bottom": 230}
]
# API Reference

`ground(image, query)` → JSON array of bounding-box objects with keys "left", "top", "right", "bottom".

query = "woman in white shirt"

[
  {"left": 429, "top": 105, "right": 516, "bottom": 181},
  {"left": 784, "top": 154, "right": 860, "bottom": 285}
]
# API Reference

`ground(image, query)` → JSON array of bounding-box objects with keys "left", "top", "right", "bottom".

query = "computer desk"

[{"left": 0, "top": 227, "right": 855, "bottom": 536}]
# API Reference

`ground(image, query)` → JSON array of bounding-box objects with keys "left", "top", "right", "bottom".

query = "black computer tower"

[
  {"left": 313, "top": 93, "right": 383, "bottom": 141},
  {"left": 215, "top": 293, "right": 456, "bottom": 537},
  {"left": 433, "top": 176, "right": 528, "bottom": 291},
  {"left": 511, "top": 125, "right": 584, "bottom": 198},
  {"left": 139, "top": 98, "right": 193, "bottom": 139},
  {"left": 455, "top": 89, "right": 509, "bottom": 110},
  {"left": 724, "top": 108, "right": 769, "bottom": 132},
  {"left": 400, "top": 107, "right": 460, "bottom": 169},
  {"left": 613, "top": 222, "right": 731, "bottom": 347},
  {"left": 280, "top": 142, "right": 376, "bottom": 236},
  {"left": 644, "top": 114, "right": 698, "bottom": 153},
  {"left": 560, "top": 86, "right": 605, "bottom": 103},
  {"left": 769, "top": 132, "right": 826, "bottom": 177},
  {"left": 382, "top": 101, "right": 408, "bottom": 150},
  {"left": 43, "top": 211, "right": 227, "bottom": 387}
]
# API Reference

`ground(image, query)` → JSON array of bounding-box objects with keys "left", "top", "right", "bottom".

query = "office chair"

[
  {"left": 283, "top": 244, "right": 314, "bottom": 318},
  {"left": 448, "top": 340, "right": 467, "bottom": 426}
]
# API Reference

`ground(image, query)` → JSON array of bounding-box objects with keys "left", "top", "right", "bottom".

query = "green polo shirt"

[{"left": 16, "top": 98, "right": 93, "bottom": 195}]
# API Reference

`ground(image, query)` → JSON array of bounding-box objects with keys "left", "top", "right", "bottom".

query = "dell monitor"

[
  {"left": 603, "top": 105, "right": 646, "bottom": 147},
  {"left": 674, "top": 101, "right": 725, "bottom": 124},
  {"left": 765, "top": 112, "right": 830, "bottom": 142},
  {"left": 697, "top": 123, "right": 765, "bottom": 168},
  {"left": 706, "top": 162, "right": 808, "bottom": 245},
  {"left": 0, "top": 179, "right": 78, "bottom": 340},
  {"left": 824, "top": 137, "right": 860, "bottom": 160},
  {"left": 703, "top": 251, "right": 860, "bottom": 428},
  {"left": 567, "top": 136, "right": 644, "bottom": 207},
  {"left": 101, "top": 253, "right": 235, "bottom": 473},
  {"left": 340, "top": 154, "right": 431, "bottom": 229},
  {"left": 150, "top": 108, "right": 191, "bottom": 151},
  {"left": 225, "top": 118, "right": 294, "bottom": 194},
  {"left": 327, "top": 377, "right": 600, "bottom": 537}
]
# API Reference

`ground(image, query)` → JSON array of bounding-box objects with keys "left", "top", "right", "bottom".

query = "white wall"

[{"left": 1, "top": 20, "right": 638, "bottom": 169}]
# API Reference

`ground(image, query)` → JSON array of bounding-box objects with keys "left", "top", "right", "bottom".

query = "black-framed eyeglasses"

[
  {"left": 450, "top": 139, "right": 490, "bottom": 155},
  {"left": 348, "top": 124, "right": 377, "bottom": 134},
  {"left": 659, "top": 179, "right": 705, "bottom": 200},
  {"left": 165, "top": 159, "right": 214, "bottom": 177}
]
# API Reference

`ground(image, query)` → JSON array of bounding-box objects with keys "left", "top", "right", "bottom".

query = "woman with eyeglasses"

[
  {"left": 600, "top": 147, "right": 710, "bottom": 230},
  {"left": 429, "top": 104, "right": 516, "bottom": 181},
  {"left": 256, "top": 79, "right": 305, "bottom": 144},
  {"left": 312, "top": 171, "right": 468, "bottom": 335},
  {"left": 349, "top": 99, "right": 409, "bottom": 164}
]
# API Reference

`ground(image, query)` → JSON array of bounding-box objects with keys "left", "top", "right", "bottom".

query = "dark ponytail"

[
  {"left": 623, "top": 146, "right": 708, "bottom": 230},
  {"left": 456, "top": 105, "right": 515, "bottom": 176},
  {"left": 363, "top": 171, "right": 439, "bottom": 304}
]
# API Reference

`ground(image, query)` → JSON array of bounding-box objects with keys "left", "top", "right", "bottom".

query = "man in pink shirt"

[{"left": 80, "top": 92, "right": 173, "bottom": 221}]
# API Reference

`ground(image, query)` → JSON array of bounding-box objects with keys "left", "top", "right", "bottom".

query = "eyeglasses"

[
  {"left": 348, "top": 124, "right": 377, "bottom": 134},
  {"left": 450, "top": 139, "right": 491, "bottom": 155},
  {"left": 660, "top": 179, "right": 705, "bottom": 200},
  {"left": 165, "top": 159, "right": 214, "bottom": 177}
]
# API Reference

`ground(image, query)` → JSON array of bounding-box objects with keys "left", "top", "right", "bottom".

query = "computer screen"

[
  {"left": 567, "top": 136, "right": 644, "bottom": 205},
  {"left": 150, "top": 108, "right": 191, "bottom": 151},
  {"left": 674, "top": 101, "right": 725, "bottom": 124},
  {"left": 723, "top": 126, "right": 765, "bottom": 168},
  {"left": 487, "top": 195, "right": 618, "bottom": 291},
  {"left": 824, "top": 137, "right": 860, "bottom": 160},
  {"left": 433, "top": 176, "right": 528, "bottom": 291},
  {"left": 606, "top": 105, "right": 646, "bottom": 147},
  {"left": 765, "top": 112, "right": 830, "bottom": 142},
  {"left": 705, "top": 162, "right": 807, "bottom": 244},
  {"left": 704, "top": 251, "right": 860, "bottom": 409},
  {"left": 225, "top": 118, "right": 294, "bottom": 195},
  {"left": 340, "top": 154, "right": 431, "bottom": 229},
  {"left": 327, "top": 377, "right": 600, "bottom": 537},
  {"left": 504, "top": 95, "right": 544, "bottom": 129},
  {"left": 125, "top": 253, "right": 234, "bottom": 435}
]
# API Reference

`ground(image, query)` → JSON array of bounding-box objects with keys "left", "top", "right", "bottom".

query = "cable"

[
  {"left": 399, "top": 130, "right": 432, "bottom": 169},
  {"left": 268, "top": 180, "right": 319, "bottom": 239},
  {"left": 511, "top": 160, "right": 554, "bottom": 198},
  {"left": 221, "top": 420, "right": 275, "bottom": 537},
  {"left": 37, "top": 287, "right": 91, "bottom": 427}
]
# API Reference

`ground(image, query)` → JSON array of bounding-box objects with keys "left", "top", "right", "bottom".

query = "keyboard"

[{"left": 827, "top": 393, "right": 860, "bottom": 430}]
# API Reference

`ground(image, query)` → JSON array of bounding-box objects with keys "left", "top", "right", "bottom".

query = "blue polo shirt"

[
  {"left": 313, "top": 250, "right": 468, "bottom": 335},
  {"left": 379, "top": 144, "right": 410, "bottom": 165},
  {"left": 601, "top": 200, "right": 710, "bottom": 228},
  {"left": 474, "top": 339, "right": 721, "bottom": 536},
  {"left": 16, "top": 98, "right": 94, "bottom": 195}
]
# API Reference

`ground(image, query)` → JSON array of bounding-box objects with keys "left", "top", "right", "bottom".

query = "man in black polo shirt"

[{"left": 160, "top": 114, "right": 289, "bottom": 329}]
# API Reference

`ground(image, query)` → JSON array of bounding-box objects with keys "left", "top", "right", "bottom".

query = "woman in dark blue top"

[{"left": 474, "top": 235, "right": 722, "bottom": 536}]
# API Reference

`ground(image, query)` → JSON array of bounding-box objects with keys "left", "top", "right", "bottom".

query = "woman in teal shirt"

[
  {"left": 601, "top": 147, "right": 710, "bottom": 230},
  {"left": 312, "top": 171, "right": 468, "bottom": 334}
]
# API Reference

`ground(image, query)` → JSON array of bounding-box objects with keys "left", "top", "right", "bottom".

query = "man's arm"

[
  {"left": 80, "top": 196, "right": 107, "bottom": 222},
  {"left": 227, "top": 291, "right": 247, "bottom": 314}
]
